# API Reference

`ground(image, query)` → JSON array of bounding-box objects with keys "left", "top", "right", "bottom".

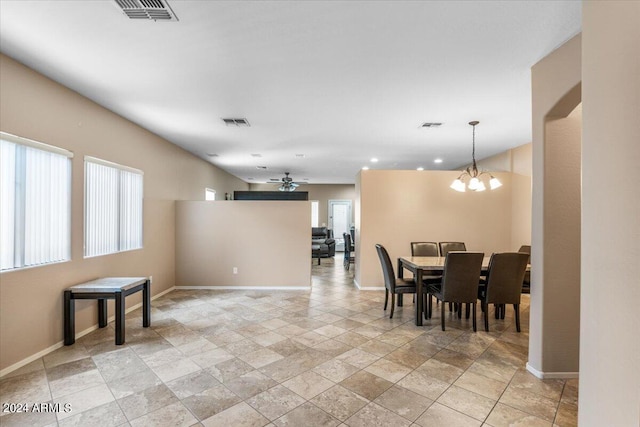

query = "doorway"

[{"left": 328, "top": 199, "right": 352, "bottom": 251}]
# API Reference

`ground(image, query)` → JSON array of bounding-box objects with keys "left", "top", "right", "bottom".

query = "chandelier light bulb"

[
  {"left": 450, "top": 179, "right": 466, "bottom": 192},
  {"left": 468, "top": 177, "right": 480, "bottom": 190},
  {"left": 490, "top": 176, "right": 502, "bottom": 190}
]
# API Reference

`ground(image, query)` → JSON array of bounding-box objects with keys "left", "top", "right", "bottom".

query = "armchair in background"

[{"left": 312, "top": 227, "right": 336, "bottom": 258}]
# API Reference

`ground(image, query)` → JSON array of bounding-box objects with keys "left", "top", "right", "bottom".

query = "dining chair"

[
  {"left": 438, "top": 242, "right": 467, "bottom": 312},
  {"left": 518, "top": 245, "right": 531, "bottom": 293},
  {"left": 438, "top": 241, "right": 467, "bottom": 256},
  {"left": 343, "top": 232, "right": 355, "bottom": 271},
  {"left": 411, "top": 242, "right": 439, "bottom": 257},
  {"left": 478, "top": 252, "right": 529, "bottom": 332},
  {"left": 375, "top": 244, "right": 416, "bottom": 319},
  {"left": 424, "top": 252, "right": 484, "bottom": 331},
  {"left": 410, "top": 242, "right": 441, "bottom": 304}
]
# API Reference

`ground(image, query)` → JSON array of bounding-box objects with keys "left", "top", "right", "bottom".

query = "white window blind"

[
  {"left": 84, "top": 157, "right": 143, "bottom": 257},
  {"left": 205, "top": 188, "right": 216, "bottom": 201},
  {"left": 0, "top": 132, "right": 72, "bottom": 271}
]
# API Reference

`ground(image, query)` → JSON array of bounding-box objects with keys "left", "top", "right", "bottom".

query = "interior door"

[{"left": 328, "top": 200, "right": 352, "bottom": 251}]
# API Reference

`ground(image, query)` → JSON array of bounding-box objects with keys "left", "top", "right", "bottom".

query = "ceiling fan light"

[
  {"left": 450, "top": 179, "right": 466, "bottom": 192},
  {"left": 490, "top": 176, "right": 502, "bottom": 189}
]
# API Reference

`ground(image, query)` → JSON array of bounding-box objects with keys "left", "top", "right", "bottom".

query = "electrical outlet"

[{"left": 233, "top": 267, "right": 238, "bottom": 274}]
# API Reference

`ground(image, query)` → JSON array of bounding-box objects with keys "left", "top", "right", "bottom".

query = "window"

[
  {"left": 205, "top": 188, "right": 216, "bottom": 201},
  {"left": 1, "top": 132, "right": 72, "bottom": 271},
  {"left": 311, "top": 200, "right": 319, "bottom": 227},
  {"left": 84, "top": 157, "right": 143, "bottom": 257}
]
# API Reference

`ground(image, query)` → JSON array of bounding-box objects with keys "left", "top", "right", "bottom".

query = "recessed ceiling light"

[
  {"left": 248, "top": 177, "right": 254, "bottom": 180},
  {"left": 251, "top": 154, "right": 262, "bottom": 158},
  {"left": 362, "top": 166, "right": 369, "bottom": 170},
  {"left": 206, "top": 153, "right": 218, "bottom": 157},
  {"left": 371, "top": 158, "right": 379, "bottom": 163},
  {"left": 256, "top": 166, "right": 267, "bottom": 169},
  {"left": 417, "top": 167, "right": 424, "bottom": 171},
  {"left": 295, "top": 154, "right": 305, "bottom": 158},
  {"left": 434, "top": 158, "right": 443, "bottom": 164}
]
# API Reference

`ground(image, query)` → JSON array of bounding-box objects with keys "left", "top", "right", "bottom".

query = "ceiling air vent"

[
  {"left": 222, "top": 118, "right": 250, "bottom": 127},
  {"left": 113, "top": 0, "right": 179, "bottom": 21},
  {"left": 421, "top": 122, "right": 443, "bottom": 128}
]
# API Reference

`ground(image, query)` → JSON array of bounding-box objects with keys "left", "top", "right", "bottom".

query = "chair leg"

[
  {"left": 384, "top": 289, "right": 388, "bottom": 311},
  {"left": 465, "top": 303, "right": 471, "bottom": 319},
  {"left": 458, "top": 303, "right": 462, "bottom": 319},
  {"left": 427, "top": 294, "right": 432, "bottom": 319},
  {"left": 472, "top": 303, "right": 477, "bottom": 332},
  {"left": 398, "top": 294, "right": 403, "bottom": 307},
  {"left": 449, "top": 302, "right": 453, "bottom": 312},
  {"left": 484, "top": 301, "right": 489, "bottom": 332},
  {"left": 501, "top": 304, "right": 506, "bottom": 319},
  {"left": 495, "top": 304, "right": 500, "bottom": 319},
  {"left": 390, "top": 293, "right": 395, "bottom": 319},
  {"left": 441, "top": 300, "right": 446, "bottom": 331},
  {"left": 514, "top": 304, "right": 521, "bottom": 332}
]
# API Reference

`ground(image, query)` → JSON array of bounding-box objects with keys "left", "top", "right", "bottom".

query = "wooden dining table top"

[
  {"left": 399, "top": 255, "right": 490, "bottom": 270},
  {"left": 398, "top": 255, "right": 530, "bottom": 271}
]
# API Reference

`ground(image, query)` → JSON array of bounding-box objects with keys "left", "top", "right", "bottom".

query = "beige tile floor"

[{"left": 0, "top": 257, "right": 578, "bottom": 426}]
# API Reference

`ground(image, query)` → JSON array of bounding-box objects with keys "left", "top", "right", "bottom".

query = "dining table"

[{"left": 397, "top": 255, "right": 529, "bottom": 326}]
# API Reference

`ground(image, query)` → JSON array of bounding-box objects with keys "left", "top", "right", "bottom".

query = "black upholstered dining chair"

[
  {"left": 411, "top": 242, "right": 439, "bottom": 257},
  {"left": 343, "top": 232, "right": 355, "bottom": 270},
  {"left": 478, "top": 252, "right": 530, "bottom": 332},
  {"left": 424, "top": 252, "right": 484, "bottom": 331},
  {"left": 438, "top": 242, "right": 467, "bottom": 312},
  {"left": 439, "top": 241, "right": 467, "bottom": 256},
  {"left": 410, "top": 242, "right": 440, "bottom": 303},
  {"left": 518, "top": 245, "right": 531, "bottom": 293},
  {"left": 375, "top": 244, "right": 416, "bottom": 319}
]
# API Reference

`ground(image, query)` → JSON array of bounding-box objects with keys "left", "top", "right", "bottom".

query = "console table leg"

[
  {"left": 115, "top": 291, "right": 125, "bottom": 345},
  {"left": 64, "top": 291, "right": 75, "bottom": 345},
  {"left": 143, "top": 280, "right": 151, "bottom": 327},
  {"left": 98, "top": 299, "right": 108, "bottom": 328}
]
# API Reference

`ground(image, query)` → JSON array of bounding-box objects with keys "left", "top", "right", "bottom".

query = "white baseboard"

[
  {"left": 354, "top": 281, "right": 384, "bottom": 291},
  {"left": 526, "top": 362, "right": 579, "bottom": 379},
  {"left": 175, "top": 286, "right": 311, "bottom": 291},
  {"left": 0, "top": 286, "right": 176, "bottom": 379}
]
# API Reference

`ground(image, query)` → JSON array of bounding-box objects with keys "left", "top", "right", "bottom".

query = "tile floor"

[{"left": 0, "top": 257, "right": 578, "bottom": 426}]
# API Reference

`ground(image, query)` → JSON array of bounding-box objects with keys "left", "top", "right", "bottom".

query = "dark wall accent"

[{"left": 233, "top": 191, "right": 309, "bottom": 201}]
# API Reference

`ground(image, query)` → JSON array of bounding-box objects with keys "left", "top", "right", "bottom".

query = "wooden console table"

[{"left": 64, "top": 277, "right": 151, "bottom": 345}]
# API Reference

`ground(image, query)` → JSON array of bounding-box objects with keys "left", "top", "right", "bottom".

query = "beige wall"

[
  {"left": 581, "top": 1, "right": 640, "bottom": 424},
  {"left": 529, "top": 34, "right": 582, "bottom": 378},
  {"left": 510, "top": 144, "right": 532, "bottom": 250},
  {"left": 175, "top": 201, "right": 311, "bottom": 288},
  {"left": 249, "top": 183, "right": 356, "bottom": 228},
  {"left": 0, "top": 54, "right": 248, "bottom": 372},
  {"left": 477, "top": 144, "right": 533, "bottom": 250},
  {"left": 355, "top": 170, "right": 519, "bottom": 288}
]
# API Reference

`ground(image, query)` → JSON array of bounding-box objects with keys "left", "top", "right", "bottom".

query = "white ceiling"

[{"left": 0, "top": 1, "right": 581, "bottom": 184}]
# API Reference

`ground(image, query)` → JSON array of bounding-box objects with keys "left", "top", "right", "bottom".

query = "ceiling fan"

[{"left": 275, "top": 172, "right": 303, "bottom": 192}]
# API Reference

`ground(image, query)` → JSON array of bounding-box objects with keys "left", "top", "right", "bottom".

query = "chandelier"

[{"left": 450, "top": 121, "right": 502, "bottom": 192}]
